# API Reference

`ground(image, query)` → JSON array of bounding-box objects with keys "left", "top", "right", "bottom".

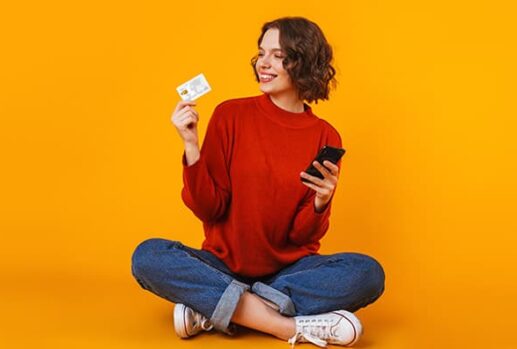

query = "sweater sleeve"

[
  {"left": 288, "top": 126, "right": 343, "bottom": 246},
  {"left": 181, "top": 104, "right": 232, "bottom": 223}
]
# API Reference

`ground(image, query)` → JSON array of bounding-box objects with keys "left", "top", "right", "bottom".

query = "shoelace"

[
  {"left": 288, "top": 332, "right": 327, "bottom": 348},
  {"left": 287, "top": 318, "right": 334, "bottom": 348}
]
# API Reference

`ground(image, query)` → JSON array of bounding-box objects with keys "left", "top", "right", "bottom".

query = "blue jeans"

[{"left": 131, "top": 238, "right": 385, "bottom": 335}]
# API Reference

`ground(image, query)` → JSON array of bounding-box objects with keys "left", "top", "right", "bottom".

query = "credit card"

[{"left": 176, "top": 73, "right": 212, "bottom": 101}]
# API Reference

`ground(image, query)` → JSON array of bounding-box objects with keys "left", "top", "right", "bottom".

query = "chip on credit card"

[{"left": 176, "top": 73, "right": 212, "bottom": 101}]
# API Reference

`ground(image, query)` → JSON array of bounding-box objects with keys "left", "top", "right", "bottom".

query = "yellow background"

[{"left": 1, "top": 1, "right": 516, "bottom": 348}]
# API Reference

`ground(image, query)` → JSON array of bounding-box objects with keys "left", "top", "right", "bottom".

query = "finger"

[
  {"left": 301, "top": 180, "right": 322, "bottom": 193},
  {"left": 176, "top": 109, "right": 198, "bottom": 122},
  {"left": 178, "top": 112, "right": 198, "bottom": 124},
  {"left": 300, "top": 171, "right": 324, "bottom": 186},
  {"left": 314, "top": 161, "right": 337, "bottom": 184},
  {"left": 301, "top": 171, "right": 336, "bottom": 195},
  {"left": 301, "top": 181, "right": 333, "bottom": 198},
  {"left": 179, "top": 105, "right": 199, "bottom": 116},
  {"left": 302, "top": 181, "right": 334, "bottom": 200},
  {"left": 180, "top": 115, "right": 197, "bottom": 128},
  {"left": 323, "top": 160, "right": 339, "bottom": 174},
  {"left": 174, "top": 100, "right": 197, "bottom": 113},
  {"left": 313, "top": 161, "right": 332, "bottom": 178},
  {"left": 178, "top": 107, "right": 198, "bottom": 118}
]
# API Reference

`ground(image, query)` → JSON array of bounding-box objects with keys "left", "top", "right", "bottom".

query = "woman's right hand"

[{"left": 171, "top": 100, "right": 200, "bottom": 145}]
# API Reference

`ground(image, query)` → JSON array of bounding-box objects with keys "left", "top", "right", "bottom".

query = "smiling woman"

[
  {"left": 251, "top": 17, "right": 337, "bottom": 106},
  {"left": 133, "top": 16, "right": 385, "bottom": 349}
]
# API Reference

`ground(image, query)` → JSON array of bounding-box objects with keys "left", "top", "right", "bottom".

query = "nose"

[{"left": 258, "top": 54, "right": 271, "bottom": 68}]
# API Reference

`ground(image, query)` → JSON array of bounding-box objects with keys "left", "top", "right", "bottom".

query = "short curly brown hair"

[{"left": 250, "top": 16, "right": 338, "bottom": 104}]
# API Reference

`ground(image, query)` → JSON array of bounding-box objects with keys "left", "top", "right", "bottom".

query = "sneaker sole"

[
  {"left": 173, "top": 303, "right": 189, "bottom": 338},
  {"left": 330, "top": 310, "right": 363, "bottom": 346}
]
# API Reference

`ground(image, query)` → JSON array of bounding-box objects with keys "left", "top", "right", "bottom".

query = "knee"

[
  {"left": 131, "top": 238, "right": 181, "bottom": 279},
  {"left": 333, "top": 252, "right": 385, "bottom": 300},
  {"left": 357, "top": 253, "right": 386, "bottom": 300}
]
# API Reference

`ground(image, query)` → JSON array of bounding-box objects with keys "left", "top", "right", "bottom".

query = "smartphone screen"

[{"left": 301, "top": 145, "right": 346, "bottom": 182}]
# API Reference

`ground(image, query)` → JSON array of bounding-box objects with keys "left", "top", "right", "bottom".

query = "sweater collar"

[{"left": 256, "top": 93, "right": 319, "bottom": 128}]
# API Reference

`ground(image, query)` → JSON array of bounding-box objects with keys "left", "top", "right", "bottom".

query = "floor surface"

[{"left": 1, "top": 269, "right": 509, "bottom": 349}]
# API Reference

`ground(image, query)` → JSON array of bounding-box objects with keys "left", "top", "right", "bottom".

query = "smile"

[{"left": 259, "top": 74, "right": 277, "bottom": 82}]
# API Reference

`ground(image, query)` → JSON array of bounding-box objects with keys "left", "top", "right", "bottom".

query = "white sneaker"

[
  {"left": 173, "top": 303, "right": 214, "bottom": 338},
  {"left": 287, "top": 310, "right": 363, "bottom": 348}
]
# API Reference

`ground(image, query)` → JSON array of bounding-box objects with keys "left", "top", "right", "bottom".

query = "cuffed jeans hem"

[
  {"left": 209, "top": 279, "right": 250, "bottom": 335},
  {"left": 251, "top": 281, "right": 296, "bottom": 316}
]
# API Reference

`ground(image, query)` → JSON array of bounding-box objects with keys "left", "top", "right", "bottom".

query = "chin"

[
  {"left": 258, "top": 85, "right": 272, "bottom": 94},
  {"left": 259, "top": 84, "right": 283, "bottom": 95}
]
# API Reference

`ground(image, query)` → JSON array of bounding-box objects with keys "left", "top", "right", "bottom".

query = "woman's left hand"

[{"left": 300, "top": 160, "right": 340, "bottom": 213}]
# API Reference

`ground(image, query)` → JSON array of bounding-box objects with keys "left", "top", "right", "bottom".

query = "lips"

[{"left": 259, "top": 73, "right": 277, "bottom": 82}]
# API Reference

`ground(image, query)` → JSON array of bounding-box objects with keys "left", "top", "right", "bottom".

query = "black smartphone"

[{"left": 301, "top": 145, "right": 346, "bottom": 182}]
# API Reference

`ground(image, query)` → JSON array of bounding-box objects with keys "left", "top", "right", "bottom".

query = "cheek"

[
  {"left": 277, "top": 68, "right": 291, "bottom": 83},
  {"left": 275, "top": 60, "right": 286, "bottom": 72},
  {"left": 275, "top": 64, "right": 288, "bottom": 79}
]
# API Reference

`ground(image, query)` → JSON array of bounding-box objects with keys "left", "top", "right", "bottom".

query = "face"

[{"left": 255, "top": 28, "right": 296, "bottom": 97}]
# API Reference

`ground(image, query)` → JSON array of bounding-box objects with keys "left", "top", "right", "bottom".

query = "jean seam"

[
  {"left": 179, "top": 249, "right": 234, "bottom": 285},
  {"left": 163, "top": 239, "right": 234, "bottom": 276},
  {"left": 169, "top": 241, "right": 235, "bottom": 285},
  {"left": 269, "top": 258, "right": 345, "bottom": 283}
]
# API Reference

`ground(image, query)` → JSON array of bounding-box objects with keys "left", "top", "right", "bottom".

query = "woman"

[{"left": 131, "top": 16, "right": 385, "bottom": 348}]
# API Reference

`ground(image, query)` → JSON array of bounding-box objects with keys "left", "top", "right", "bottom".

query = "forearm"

[
  {"left": 288, "top": 194, "right": 333, "bottom": 245},
  {"left": 183, "top": 141, "right": 200, "bottom": 166},
  {"left": 181, "top": 140, "right": 231, "bottom": 223}
]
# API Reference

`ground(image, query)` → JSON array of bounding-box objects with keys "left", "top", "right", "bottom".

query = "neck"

[{"left": 268, "top": 91, "right": 305, "bottom": 113}]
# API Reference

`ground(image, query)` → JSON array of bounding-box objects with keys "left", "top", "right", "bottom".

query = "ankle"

[{"left": 272, "top": 317, "right": 296, "bottom": 341}]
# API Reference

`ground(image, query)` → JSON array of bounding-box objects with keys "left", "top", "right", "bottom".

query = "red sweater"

[{"left": 181, "top": 93, "right": 343, "bottom": 277}]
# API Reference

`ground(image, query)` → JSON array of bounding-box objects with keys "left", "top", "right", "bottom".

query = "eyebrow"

[{"left": 259, "top": 46, "right": 283, "bottom": 52}]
